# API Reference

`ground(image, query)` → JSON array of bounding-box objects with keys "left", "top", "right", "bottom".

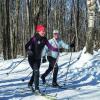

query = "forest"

[{"left": 0, "top": 0, "right": 100, "bottom": 60}]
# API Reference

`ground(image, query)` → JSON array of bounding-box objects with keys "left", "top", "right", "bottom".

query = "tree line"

[{"left": 0, "top": 0, "right": 100, "bottom": 60}]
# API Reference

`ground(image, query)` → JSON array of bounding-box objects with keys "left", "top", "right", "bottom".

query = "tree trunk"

[
  {"left": 86, "top": 0, "right": 96, "bottom": 54},
  {"left": 13, "top": 0, "right": 20, "bottom": 58},
  {"left": 6, "top": 0, "right": 12, "bottom": 59},
  {"left": 1, "top": 0, "right": 7, "bottom": 59},
  {"left": 2, "top": 0, "right": 12, "bottom": 59},
  {"left": 72, "top": 0, "right": 79, "bottom": 51}
]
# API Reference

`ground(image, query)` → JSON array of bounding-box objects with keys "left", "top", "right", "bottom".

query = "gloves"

[
  {"left": 42, "top": 56, "right": 47, "bottom": 63},
  {"left": 70, "top": 43, "right": 75, "bottom": 48},
  {"left": 27, "top": 50, "right": 33, "bottom": 56},
  {"left": 59, "top": 48, "right": 64, "bottom": 52}
]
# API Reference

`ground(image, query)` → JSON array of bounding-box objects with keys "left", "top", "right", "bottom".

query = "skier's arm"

[
  {"left": 25, "top": 38, "right": 34, "bottom": 56},
  {"left": 25, "top": 38, "right": 32, "bottom": 51},
  {"left": 45, "top": 39, "right": 58, "bottom": 52},
  {"left": 60, "top": 40, "right": 70, "bottom": 49}
]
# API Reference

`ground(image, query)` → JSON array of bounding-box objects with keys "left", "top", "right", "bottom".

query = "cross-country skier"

[
  {"left": 25, "top": 25, "right": 58, "bottom": 94},
  {"left": 41, "top": 29, "right": 75, "bottom": 87}
]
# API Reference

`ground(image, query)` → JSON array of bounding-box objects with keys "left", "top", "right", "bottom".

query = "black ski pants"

[
  {"left": 42, "top": 56, "right": 58, "bottom": 83},
  {"left": 28, "top": 56, "right": 41, "bottom": 90}
]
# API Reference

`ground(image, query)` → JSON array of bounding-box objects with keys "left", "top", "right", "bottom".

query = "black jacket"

[{"left": 25, "top": 33, "right": 48, "bottom": 60}]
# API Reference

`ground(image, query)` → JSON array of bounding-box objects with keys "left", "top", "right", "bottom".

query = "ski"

[
  {"left": 35, "top": 92, "right": 56, "bottom": 100},
  {"left": 17, "top": 86, "right": 56, "bottom": 99},
  {"left": 28, "top": 86, "right": 56, "bottom": 100},
  {"left": 43, "top": 83, "right": 66, "bottom": 89}
]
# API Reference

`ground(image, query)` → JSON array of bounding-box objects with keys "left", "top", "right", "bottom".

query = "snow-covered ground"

[{"left": 0, "top": 48, "right": 100, "bottom": 100}]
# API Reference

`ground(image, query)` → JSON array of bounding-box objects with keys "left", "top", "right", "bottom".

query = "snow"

[{"left": 0, "top": 49, "right": 100, "bottom": 100}]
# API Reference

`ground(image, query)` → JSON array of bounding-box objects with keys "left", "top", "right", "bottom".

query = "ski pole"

[
  {"left": 43, "top": 62, "right": 58, "bottom": 97},
  {"left": 21, "top": 71, "right": 32, "bottom": 81},
  {"left": 6, "top": 58, "right": 26, "bottom": 75},
  {"left": 43, "top": 70, "right": 53, "bottom": 93},
  {"left": 63, "top": 49, "right": 83, "bottom": 85},
  {"left": 12, "top": 67, "right": 30, "bottom": 74},
  {"left": 64, "top": 49, "right": 73, "bottom": 85}
]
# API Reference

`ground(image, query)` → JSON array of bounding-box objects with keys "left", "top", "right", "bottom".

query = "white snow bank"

[{"left": 71, "top": 47, "right": 93, "bottom": 69}]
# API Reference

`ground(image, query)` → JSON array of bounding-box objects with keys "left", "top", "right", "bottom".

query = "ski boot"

[{"left": 41, "top": 75, "right": 46, "bottom": 84}]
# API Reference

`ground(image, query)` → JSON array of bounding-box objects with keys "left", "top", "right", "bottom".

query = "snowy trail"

[{"left": 0, "top": 51, "right": 100, "bottom": 100}]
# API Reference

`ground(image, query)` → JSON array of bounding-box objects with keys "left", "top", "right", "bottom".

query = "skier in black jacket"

[{"left": 25, "top": 25, "right": 58, "bottom": 94}]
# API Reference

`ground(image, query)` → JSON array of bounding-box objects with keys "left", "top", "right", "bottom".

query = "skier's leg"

[
  {"left": 41, "top": 56, "right": 56, "bottom": 83},
  {"left": 41, "top": 65, "right": 53, "bottom": 84},
  {"left": 52, "top": 64, "right": 59, "bottom": 86},
  {"left": 28, "top": 56, "right": 34, "bottom": 86},
  {"left": 33, "top": 60, "right": 41, "bottom": 91},
  {"left": 28, "top": 71, "right": 34, "bottom": 86},
  {"left": 42, "top": 64, "right": 53, "bottom": 77}
]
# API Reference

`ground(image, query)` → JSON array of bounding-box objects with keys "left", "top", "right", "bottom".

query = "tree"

[
  {"left": 0, "top": 0, "right": 100, "bottom": 59},
  {"left": 86, "top": 0, "right": 96, "bottom": 54},
  {"left": 1, "top": 0, "right": 12, "bottom": 59}
]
